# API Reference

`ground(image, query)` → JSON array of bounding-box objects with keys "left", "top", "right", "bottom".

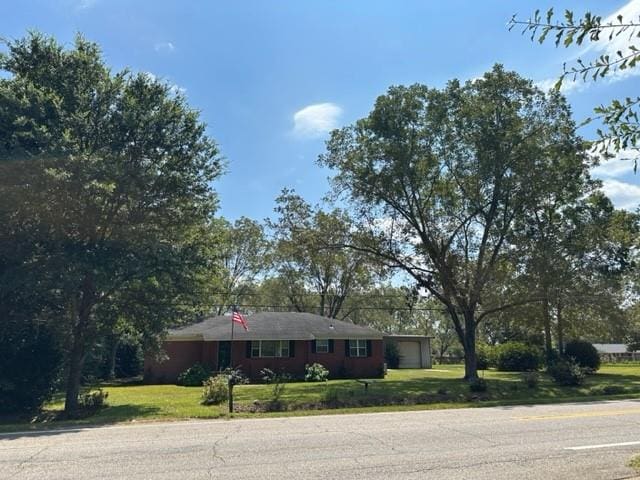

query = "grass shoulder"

[{"left": 2, "top": 364, "right": 639, "bottom": 433}]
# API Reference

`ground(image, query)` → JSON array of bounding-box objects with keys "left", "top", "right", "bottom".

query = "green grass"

[
  {"left": 628, "top": 454, "right": 640, "bottom": 473},
  {"left": 3, "top": 364, "right": 640, "bottom": 433}
]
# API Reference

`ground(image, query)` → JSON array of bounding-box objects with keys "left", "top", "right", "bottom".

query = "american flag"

[{"left": 232, "top": 310, "right": 249, "bottom": 331}]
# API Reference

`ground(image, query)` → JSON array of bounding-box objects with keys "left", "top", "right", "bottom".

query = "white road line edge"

[{"left": 565, "top": 440, "right": 640, "bottom": 451}]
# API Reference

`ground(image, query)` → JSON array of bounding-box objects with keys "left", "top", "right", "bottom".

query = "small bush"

[
  {"left": 495, "top": 342, "right": 542, "bottom": 372},
  {"left": 177, "top": 363, "right": 211, "bottom": 386},
  {"left": 305, "top": 363, "right": 329, "bottom": 382},
  {"left": 79, "top": 388, "right": 109, "bottom": 410},
  {"left": 469, "top": 378, "right": 488, "bottom": 392},
  {"left": 588, "top": 384, "right": 627, "bottom": 396},
  {"left": 260, "top": 368, "right": 291, "bottom": 403},
  {"left": 384, "top": 343, "right": 400, "bottom": 369},
  {"left": 476, "top": 345, "right": 496, "bottom": 370},
  {"left": 548, "top": 358, "right": 586, "bottom": 386},
  {"left": 564, "top": 340, "right": 601, "bottom": 372},
  {"left": 521, "top": 371, "right": 539, "bottom": 389},
  {"left": 0, "top": 321, "right": 63, "bottom": 413},
  {"left": 201, "top": 375, "right": 229, "bottom": 405}
]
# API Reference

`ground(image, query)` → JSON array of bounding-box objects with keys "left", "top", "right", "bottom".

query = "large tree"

[
  {"left": 0, "top": 33, "right": 222, "bottom": 414},
  {"left": 268, "top": 189, "right": 379, "bottom": 319},
  {"left": 211, "top": 216, "right": 269, "bottom": 315},
  {"left": 320, "top": 65, "right": 589, "bottom": 380}
]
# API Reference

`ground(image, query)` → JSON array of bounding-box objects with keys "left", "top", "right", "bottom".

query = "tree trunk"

[
  {"left": 106, "top": 335, "right": 119, "bottom": 380},
  {"left": 64, "top": 334, "right": 85, "bottom": 416},
  {"left": 64, "top": 274, "right": 95, "bottom": 416},
  {"left": 463, "top": 311, "right": 478, "bottom": 381},
  {"left": 542, "top": 293, "right": 553, "bottom": 360},
  {"left": 557, "top": 300, "right": 564, "bottom": 355}
]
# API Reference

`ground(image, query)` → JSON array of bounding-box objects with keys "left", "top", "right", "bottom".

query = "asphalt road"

[{"left": 2, "top": 399, "right": 640, "bottom": 479}]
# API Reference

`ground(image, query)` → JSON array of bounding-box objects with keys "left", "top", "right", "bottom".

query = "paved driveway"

[{"left": 2, "top": 399, "right": 640, "bottom": 479}]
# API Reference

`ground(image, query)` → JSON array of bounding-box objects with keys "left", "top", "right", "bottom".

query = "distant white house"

[{"left": 593, "top": 343, "right": 639, "bottom": 362}]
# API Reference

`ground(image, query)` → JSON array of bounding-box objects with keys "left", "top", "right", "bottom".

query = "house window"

[
  {"left": 316, "top": 339, "right": 329, "bottom": 353},
  {"left": 251, "top": 340, "right": 290, "bottom": 358},
  {"left": 349, "top": 339, "right": 368, "bottom": 357}
]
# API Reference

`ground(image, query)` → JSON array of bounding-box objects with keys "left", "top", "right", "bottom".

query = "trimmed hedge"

[
  {"left": 177, "top": 363, "right": 211, "bottom": 386},
  {"left": 495, "top": 342, "right": 542, "bottom": 372},
  {"left": 564, "top": 340, "right": 600, "bottom": 372}
]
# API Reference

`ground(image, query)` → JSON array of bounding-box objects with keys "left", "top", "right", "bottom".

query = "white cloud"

[
  {"left": 154, "top": 42, "right": 176, "bottom": 54},
  {"left": 534, "top": 77, "right": 584, "bottom": 94},
  {"left": 592, "top": 149, "right": 639, "bottom": 178},
  {"left": 292, "top": 103, "right": 342, "bottom": 139},
  {"left": 600, "top": 178, "right": 640, "bottom": 210}
]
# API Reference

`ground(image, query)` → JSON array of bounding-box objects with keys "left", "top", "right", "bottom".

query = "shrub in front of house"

[
  {"left": 384, "top": 343, "right": 400, "bottom": 369},
  {"left": 177, "top": 363, "right": 211, "bottom": 386},
  {"left": 79, "top": 388, "right": 109, "bottom": 411},
  {"left": 495, "top": 342, "right": 542, "bottom": 372},
  {"left": 564, "top": 340, "right": 601, "bottom": 372},
  {"left": 201, "top": 375, "right": 229, "bottom": 405},
  {"left": 547, "top": 357, "right": 586, "bottom": 386},
  {"left": 0, "top": 320, "right": 63, "bottom": 413},
  {"left": 476, "top": 344, "right": 496, "bottom": 370},
  {"left": 305, "top": 363, "right": 329, "bottom": 382}
]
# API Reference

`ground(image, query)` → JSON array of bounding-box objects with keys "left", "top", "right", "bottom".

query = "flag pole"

[{"left": 230, "top": 305, "right": 235, "bottom": 370}]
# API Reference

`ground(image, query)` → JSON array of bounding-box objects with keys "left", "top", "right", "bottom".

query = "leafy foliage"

[
  {"left": 201, "top": 375, "right": 229, "bottom": 405},
  {"left": 304, "top": 363, "right": 330, "bottom": 382},
  {"left": 547, "top": 357, "right": 587, "bottom": 386},
  {"left": 0, "top": 32, "right": 222, "bottom": 413},
  {"left": 0, "top": 320, "right": 63, "bottom": 413},
  {"left": 384, "top": 343, "right": 400, "bottom": 369},
  {"left": 177, "top": 364, "right": 211, "bottom": 387},
  {"left": 268, "top": 190, "right": 381, "bottom": 318},
  {"left": 320, "top": 64, "right": 587, "bottom": 380},
  {"left": 510, "top": 8, "right": 640, "bottom": 166},
  {"left": 564, "top": 340, "right": 601, "bottom": 372},
  {"left": 79, "top": 389, "right": 109, "bottom": 411},
  {"left": 495, "top": 342, "right": 542, "bottom": 372}
]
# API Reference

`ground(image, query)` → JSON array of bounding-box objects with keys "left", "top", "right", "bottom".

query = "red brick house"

[{"left": 144, "top": 312, "right": 385, "bottom": 382}]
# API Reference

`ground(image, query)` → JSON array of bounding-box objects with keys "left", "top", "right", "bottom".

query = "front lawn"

[{"left": 3, "top": 364, "right": 640, "bottom": 432}]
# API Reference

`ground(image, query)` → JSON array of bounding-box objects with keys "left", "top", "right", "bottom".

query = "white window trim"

[
  {"left": 251, "top": 340, "right": 290, "bottom": 358},
  {"left": 316, "top": 339, "right": 329, "bottom": 353},
  {"left": 349, "top": 339, "right": 367, "bottom": 357}
]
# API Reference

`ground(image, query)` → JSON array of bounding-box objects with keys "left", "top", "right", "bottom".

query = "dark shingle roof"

[{"left": 168, "top": 312, "right": 382, "bottom": 341}]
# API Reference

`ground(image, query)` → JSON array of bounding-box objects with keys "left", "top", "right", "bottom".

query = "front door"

[{"left": 218, "top": 341, "right": 231, "bottom": 370}]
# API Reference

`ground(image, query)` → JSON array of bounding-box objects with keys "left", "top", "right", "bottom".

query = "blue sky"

[{"left": 3, "top": 0, "right": 639, "bottom": 220}]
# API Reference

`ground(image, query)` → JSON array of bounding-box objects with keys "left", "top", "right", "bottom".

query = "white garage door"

[{"left": 398, "top": 341, "right": 421, "bottom": 368}]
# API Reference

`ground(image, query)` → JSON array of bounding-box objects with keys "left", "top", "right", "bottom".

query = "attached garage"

[
  {"left": 397, "top": 340, "right": 422, "bottom": 368},
  {"left": 383, "top": 335, "right": 432, "bottom": 369}
]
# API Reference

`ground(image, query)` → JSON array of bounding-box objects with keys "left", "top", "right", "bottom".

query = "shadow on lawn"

[{"left": 0, "top": 404, "right": 162, "bottom": 440}]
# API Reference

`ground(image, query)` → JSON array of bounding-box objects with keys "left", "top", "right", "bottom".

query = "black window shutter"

[
  {"left": 311, "top": 340, "right": 316, "bottom": 354},
  {"left": 366, "top": 340, "right": 372, "bottom": 357},
  {"left": 289, "top": 340, "right": 295, "bottom": 357},
  {"left": 246, "top": 341, "right": 252, "bottom": 358},
  {"left": 345, "top": 340, "right": 351, "bottom": 357},
  {"left": 329, "top": 339, "right": 334, "bottom": 353}
]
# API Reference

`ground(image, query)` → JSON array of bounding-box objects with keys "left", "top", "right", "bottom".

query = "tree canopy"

[
  {"left": 320, "top": 64, "right": 590, "bottom": 379},
  {"left": 0, "top": 33, "right": 222, "bottom": 414}
]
